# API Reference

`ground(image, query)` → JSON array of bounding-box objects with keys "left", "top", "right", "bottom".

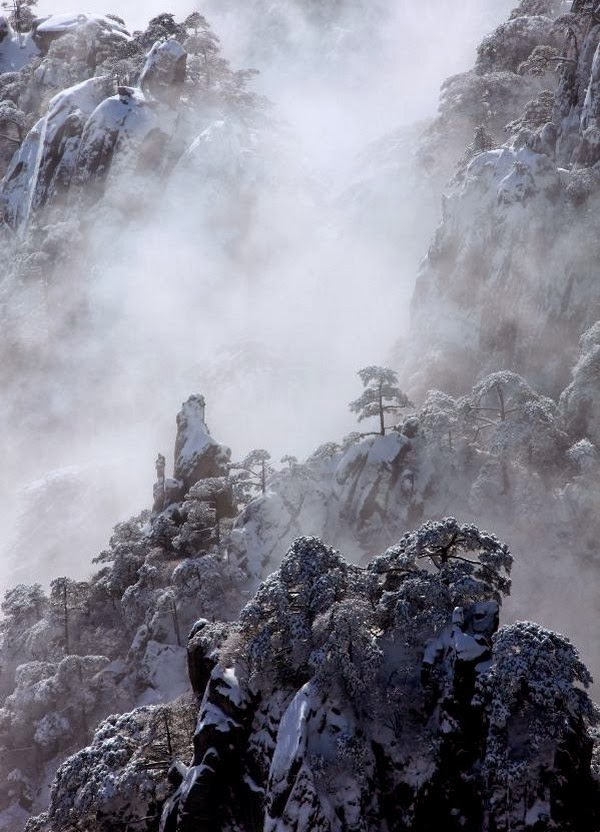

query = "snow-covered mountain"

[
  {"left": 407, "top": 0, "right": 600, "bottom": 401},
  {"left": 0, "top": 379, "right": 596, "bottom": 830},
  {"left": 1, "top": 1, "right": 600, "bottom": 830}
]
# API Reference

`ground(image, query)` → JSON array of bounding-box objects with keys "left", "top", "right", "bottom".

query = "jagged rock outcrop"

[
  {"left": 160, "top": 524, "right": 598, "bottom": 832},
  {"left": 0, "top": 396, "right": 244, "bottom": 830},
  {"left": 1, "top": 38, "right": 188, "bottom": 229},
  {"left": 2, "top": 75, "right": 114, "bottom": 226},
  {"left": 0, "top": 385, "right": 597, "bottom": 830},
  {"left": 0, "top": 8, "right": 265, "bottom": 242},
  {"left": 405, "top": 0, "right": 600, "bottom": 400},
  {"left": 172, "top": 394, "right": 233, "bottom": 495}
]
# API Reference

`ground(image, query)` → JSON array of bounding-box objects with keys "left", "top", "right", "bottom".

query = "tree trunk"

[
  {"left": 496, "top": 383, "right": 506, "bottom": 421},
  {"left": 163, "top": 711, "right": 173, "bottom": 758},
  {"left": 172, "top": 600, "right": 181, "bottom": 647},
  {"left": 63, "top": 583, "right": 69, "bottom": 656}
]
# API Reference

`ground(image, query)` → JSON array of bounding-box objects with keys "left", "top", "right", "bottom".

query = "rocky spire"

[{"left": 173, "top": 394, "right": 231, "bottom": 492}]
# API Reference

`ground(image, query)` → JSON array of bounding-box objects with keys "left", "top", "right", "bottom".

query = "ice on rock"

[
  {"left": 1, "top": 116, "right": 44, "bottom": 228},
  {"left": 265, "top": 681, "right": 367, "bottom": 832},
  {"left": 268, "top": 683, "right": 310, "bottom": 785}
]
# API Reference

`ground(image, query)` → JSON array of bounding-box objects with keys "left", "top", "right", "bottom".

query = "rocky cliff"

[
  {"left": 23, "top": 521, "right": 599, "bottom": 832},
  {"left": 408, "top": 0, "right": 600, "bottom": 399},
  {"left": 1, "top": 1, "right": 600, "bottom": 830}
]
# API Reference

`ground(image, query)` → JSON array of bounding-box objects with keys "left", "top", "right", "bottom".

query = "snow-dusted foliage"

[
  {"left": 226, "top": 368, "right": 582, "bottom": 601},
  {"left": 370, "top": 517, "right": 512, "bottom": 606},
  {"left": 416, "top": 0, "right": 562, "bottom": 192},
  {"left": 230, "top": 448, "right": 274, "bottom": 504},
  {"left": 2, "top": 376, "right": 599, "bottom": 828},
  {"left": 349, "top": 365, "right": 413, "bottom": 436},
  {"left": 477, "top": 621, "right": 598, "bottom": 831},
  {"left": 158, "top": 526, "right": 597, "bottom": 831},
  {"left": 0, "top": 395, "right": 245, "bottom": 828},
  {"left": 0, "top": 8, "right": 263, "bottom": 236},
  {"left": 1, "top": 1, "right": 600, "bottom": 829},
  {"left": 25, "top": 696, "right": 197, "bottom": 832},
  {"left": 406, "top": 0, "right": 600, "bottom": 401}
]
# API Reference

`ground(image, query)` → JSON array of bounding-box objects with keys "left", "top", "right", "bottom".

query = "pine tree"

[
  {"left": 230, "top": 449, "right": 272, "bottom": 502},
  {"left": 2, "top": 0, "right": 37, "bottom": 39},
  {"left": 349, "top": 366, "right": 412, "bottom": 435},
  {"left": 49, "top": 578, "right": 90, "bottom": 656}
]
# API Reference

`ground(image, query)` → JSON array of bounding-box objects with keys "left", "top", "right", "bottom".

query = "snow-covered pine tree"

[{"left": 349, "top": 365, "right": 412, "bottom": 436}]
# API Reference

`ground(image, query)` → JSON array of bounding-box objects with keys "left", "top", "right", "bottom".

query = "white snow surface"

[
  {"left": 136, "top": 641, "right": 189, "bottom": 704},
  {"left": 0, "top": 29, "right": 39, "bottom": 73},
  {"left": 230, "top": 432, "right": 413, "bottom": 579},
  {"left": 268, "top": 682, "right": 311, "bottom": 783},
  {"left": 214, "top": 666, "right": 246, "bottom": 708},
  {"left": 35, "top": 12, "right": 129, "bottom": 37},
  {"left": 176, "top": 399, "right": 213, "bottom": 464}
]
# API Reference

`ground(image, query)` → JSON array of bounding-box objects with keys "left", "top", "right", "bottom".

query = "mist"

[{"left": 0, "top": 0, "right": 515, "bottom": 593}]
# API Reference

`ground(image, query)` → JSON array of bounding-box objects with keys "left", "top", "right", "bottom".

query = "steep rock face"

[
  {"left": 409, "top": 142, "right": 575, "bottom": 397},
  {"left": 1, "top": 38, "right": 187, "bottom": 230},
  {"left": 405, "top": 0, "right": 600, "bottom": 400},
  {"left": 2, "top": 75, "right": 114, "bottom": 226},
  {"left": 162, "top": 527, "right": 598, "bottom": 832}
]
